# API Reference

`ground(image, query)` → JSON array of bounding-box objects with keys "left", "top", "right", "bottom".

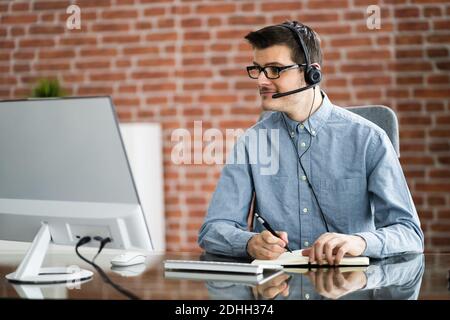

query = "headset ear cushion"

[{"left": 307, "top": 66, "right": 322, "bottom": 85}]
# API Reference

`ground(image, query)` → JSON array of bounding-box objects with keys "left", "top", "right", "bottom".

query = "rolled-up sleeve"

[
  {"left": 198, "top": 137, "right": 257, "bottom": 257},
  {"left": 355, "top": 132, "right": 424, "bottom": 258}
]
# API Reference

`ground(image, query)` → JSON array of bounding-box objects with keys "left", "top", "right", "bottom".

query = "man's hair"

[{"left": 244, "top": 21, "right": 322, "bottom": 66}]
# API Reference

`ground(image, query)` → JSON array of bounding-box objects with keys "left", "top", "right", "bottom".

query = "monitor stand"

[{"left": 5, "top": 223, "right": 93, "bottom": 284}]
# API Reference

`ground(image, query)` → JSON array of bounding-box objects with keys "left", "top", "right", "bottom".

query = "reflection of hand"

[
  {"left": 247, "top": 230, "right": 289, "bottom": 260},
  {"left": 307, "top": 268, "right": 367, "bottom": 299},
  {"left": 253, "top": 273, "right": 291, "bottom": 299}
]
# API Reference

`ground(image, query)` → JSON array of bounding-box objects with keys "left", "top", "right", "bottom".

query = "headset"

[{"left": 272, "top": 21, "right": 322, "bottom": 99}]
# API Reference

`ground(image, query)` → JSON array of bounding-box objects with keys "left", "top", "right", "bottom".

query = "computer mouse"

[
  {"left": 110, "top": 252, "right": 147, "bottom": 267},
  {"left": 111, "top": 264, "right": 147, "bottom": 277}
]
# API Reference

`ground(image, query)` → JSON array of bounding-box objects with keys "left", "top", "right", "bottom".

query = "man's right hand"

[{"left": 246, "top": 230, "right": 289, "bottom": 259}]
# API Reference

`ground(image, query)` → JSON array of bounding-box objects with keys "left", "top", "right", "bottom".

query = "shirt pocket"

[{"left": 318, "top": 177, "right": 366, "bottom": 232}]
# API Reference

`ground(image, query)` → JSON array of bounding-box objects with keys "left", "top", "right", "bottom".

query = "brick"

[
  {"left": 429, "top": 169, "right": 450, "bottom": 179},
  {"left": 80, "top": 48, "right": 117, "bottom": 57},
  {"left": 183, "top": 32, "right": 209, "bottom": 41},
  {"left": 307, "top": 0, "right": 348, "bottom": 9},
  {"left": 38, "top": 50, "right": 75, "bottom": 59},
  {"left": 199, "top": 95, "right": 237, "bottom": 104},
  {"left": 416, "top": 183, "right": 450, "bottom": 193},
  {"left": 29, "top": 25, "right": 64, "bottom": 35},
  {"left": 330, "top": 38, "right": 372, "bottom": 47},
  {"left": 181, "top": 18, "right": 202, "bottom": 28},
  {"left": 75, "top": 61, "right": 111, "bottom": 69},
  {"left": 101, "top": 10, "right": 137, "bottom": 19},
  {"left": 19, "top": 39, "right": 55, "bottom": 48},
  {"left": 394, "top": 7, "right": 420, "bottom": 18},
  {"left": 196, "top": 4, "right": 236, "bottom": 14},
  {"left": 91, "top": 23, "right": 129, "bottom": 32},
  {"left": 395, "top": 49, "right": 423, "bottom": 59},
  {"left": 33, "top": 1, "right": 70, "bottom": 10},
  {"left": 78, "top": 86, "right": 114, "bottom": 95},
  {"left": 123, "top": 46, "right": 158, "bottom": 55},
  {"left": 426, "top": 48, "right": 448, "bottom": 58},
  {"left": 1, "top": 14, "right": 37, "bottom": 24},
  {"left": 414, "top": 89, "right": 450, "bottom": 99},
  {"left": 59, "top": 37, "right": 97, "bottom": 46},
  {"left": 138, "top": 58, "right": 175, "bottom": 67},
  {"left": 347, "top": 50, "right": 391, "bottom": 60},
  {"left": 228, "top": 16, "right": 266, "bottom": 25},
  {"left": 89, "top": 73, "right": 126, "bottom": 82},
  {"left": 261, "top": 2, "right": 302, "bottom": 11},
  {"left": 398, "top": 21, "right": 429, "bottom": 31},
  {"left": 143, "top": 83, "right": 176, "bottom": 91},
  {"left": 102, "top": 35, "right": 140, "bottom": 44},
  {"left": 35, "top": 62, "right": 70, "bottom": 71},
  {"left": 427, "top": 34, "right": 450, "bottom": 44},
  {"left": 429, "top": 142, "right": 450, "bottom": 152}
]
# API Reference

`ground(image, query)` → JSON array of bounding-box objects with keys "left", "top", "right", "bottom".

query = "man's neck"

[{"left": 284, "top": 87, "right": 323, "bottom": 123}]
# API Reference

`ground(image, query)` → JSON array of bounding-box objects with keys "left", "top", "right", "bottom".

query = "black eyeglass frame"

[{"left": 246, "top": 64, "right": 307, "bottom": 79}]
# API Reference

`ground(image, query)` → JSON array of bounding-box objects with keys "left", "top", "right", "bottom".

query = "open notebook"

[{"left": 252, "top": 250, "right": 369, "bottom": 268}]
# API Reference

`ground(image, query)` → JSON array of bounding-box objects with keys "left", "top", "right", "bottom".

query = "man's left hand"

[{"left": 301, "top": 233, "right": 367, "bottom": 265}]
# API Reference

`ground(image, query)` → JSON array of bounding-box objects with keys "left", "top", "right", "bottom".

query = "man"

[{"left": 198, "top": 21, "right": 424, "bottom": 265}]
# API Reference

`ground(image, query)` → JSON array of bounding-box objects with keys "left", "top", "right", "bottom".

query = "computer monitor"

[{"left": 0, "top": 96, "right": 153, "bottom": 284}]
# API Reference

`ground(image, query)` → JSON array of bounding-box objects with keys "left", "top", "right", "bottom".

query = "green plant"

[{"left": 31, "top": 78, "right": 66, "bottom": 98}]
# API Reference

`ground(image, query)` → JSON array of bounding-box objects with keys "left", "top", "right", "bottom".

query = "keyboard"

[{"left": 164, "top": 260, "right": 283, "bottom": 274}]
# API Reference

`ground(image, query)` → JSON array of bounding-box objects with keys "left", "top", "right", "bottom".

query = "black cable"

[
  {"left": 75, "top": 236, "right": 140, "bottom": 300},
  {"left": 281, "top": 88, "right": 331, "bottom": 232}
]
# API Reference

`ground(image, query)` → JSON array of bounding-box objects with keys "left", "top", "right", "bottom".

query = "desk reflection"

[{"left": 205, "top": 254, "right": 425, "bottom": 300}]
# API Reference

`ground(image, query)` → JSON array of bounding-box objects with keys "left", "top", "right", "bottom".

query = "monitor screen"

[{"left": 0, "top": 97, "right": 139, "bottom": 204}]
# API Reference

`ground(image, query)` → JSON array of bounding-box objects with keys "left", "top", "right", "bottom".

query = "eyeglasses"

[{"left": 246, "top": 64, "right": 306, "bottom": 79}]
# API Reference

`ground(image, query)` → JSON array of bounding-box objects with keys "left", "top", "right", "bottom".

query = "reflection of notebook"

[
  {"left": 283, "top": 266, "right": 368, "bottom": 274},
  {"left": 164, "top": 269, "right": 285, "bottom": 286},
  {"left": 252, "top": 250, "right": 369, "bottom": 268},
  {"left": 164, "top": 260, "right": 283, "bottom": 274}
]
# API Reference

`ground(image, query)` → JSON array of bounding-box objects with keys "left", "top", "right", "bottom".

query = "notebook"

[
  {"left": 164, "top": 269, "right": 285, "bottom": 286},
  {"left": 251, "top": 250, "right": 369, "bottom": 268},
  {"left": 164, "top": 259, "right": 283, "bottom": 274}
]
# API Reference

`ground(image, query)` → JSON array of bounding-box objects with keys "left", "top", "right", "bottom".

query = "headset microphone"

[{"left": 271, "top": 83, "right": 316, "bottom": 99}]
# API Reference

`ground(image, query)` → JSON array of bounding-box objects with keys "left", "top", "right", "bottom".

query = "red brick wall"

[{"left": 1, "top": 0, "right": 449, "bottom": 253}]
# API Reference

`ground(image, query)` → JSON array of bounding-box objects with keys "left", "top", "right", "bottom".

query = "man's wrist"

[{"left": 353, "top": 235, "right": 367, "bottom": 255}]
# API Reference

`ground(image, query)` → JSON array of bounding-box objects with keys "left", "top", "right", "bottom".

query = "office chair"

[{"left": 346, "top": 105, "right": 400, "bottom": 158}]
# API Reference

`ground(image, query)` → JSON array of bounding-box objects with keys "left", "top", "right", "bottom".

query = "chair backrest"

[
  {"left": 346, "top": 105, "right": 400, "bottom": 158},
  {"left": 259, "top": 105, "right": 400, "bottom": 158}
]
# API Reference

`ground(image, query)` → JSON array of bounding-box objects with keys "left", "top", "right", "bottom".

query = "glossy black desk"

[{"left": 0, "top": 251, "right": 449, "bottom": 300}]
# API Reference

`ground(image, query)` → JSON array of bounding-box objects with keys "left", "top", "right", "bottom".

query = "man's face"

[{"left": 252, "top": 45, "right": 306, "bottom": 112}]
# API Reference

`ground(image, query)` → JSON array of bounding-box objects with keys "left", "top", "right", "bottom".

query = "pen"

[{"left": 255, "top": 212, "right": 292, "bottom": 253}]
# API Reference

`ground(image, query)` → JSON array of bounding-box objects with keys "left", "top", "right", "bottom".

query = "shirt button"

[
  {"left": 301, "top": 175, "right": 307, "bottom": 181},
  {"left": 300, "top": 142, "right": 306, "bottom": 147},
  {"left": 304, "top": 241, "right": 309, "bottom": 247},
  {"left": 300, "top": 124, "right": 304, "bottom": 129},
  {"left": 312, "top": 130, "right": 316, "bottom": 135},
  {"left": 290, "top": 131, "right": 295, "bottom": 138},
  {"left": 303, "top": 208, "right": 308, "bottom": 213}
]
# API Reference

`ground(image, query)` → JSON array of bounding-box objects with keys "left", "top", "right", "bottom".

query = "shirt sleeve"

[
  {"left": 198, "top": 136, "right": 258, "bottom": 257},
  {"left": 354, "top": 132, "right": 424, "bottom": 259}
]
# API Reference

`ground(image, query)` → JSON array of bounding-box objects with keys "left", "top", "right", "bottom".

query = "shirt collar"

[{"left": 280, "top": 90, "right": 333, "bottom": 137}]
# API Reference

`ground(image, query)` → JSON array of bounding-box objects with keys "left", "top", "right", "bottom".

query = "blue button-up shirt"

[{"left": 198, "top": 91, "right": 424, "bottom": 259}]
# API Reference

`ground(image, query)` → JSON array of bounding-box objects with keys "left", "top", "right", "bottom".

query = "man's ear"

[{"left": 311, "top": 63, "right": 321, "bottom": 70}]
